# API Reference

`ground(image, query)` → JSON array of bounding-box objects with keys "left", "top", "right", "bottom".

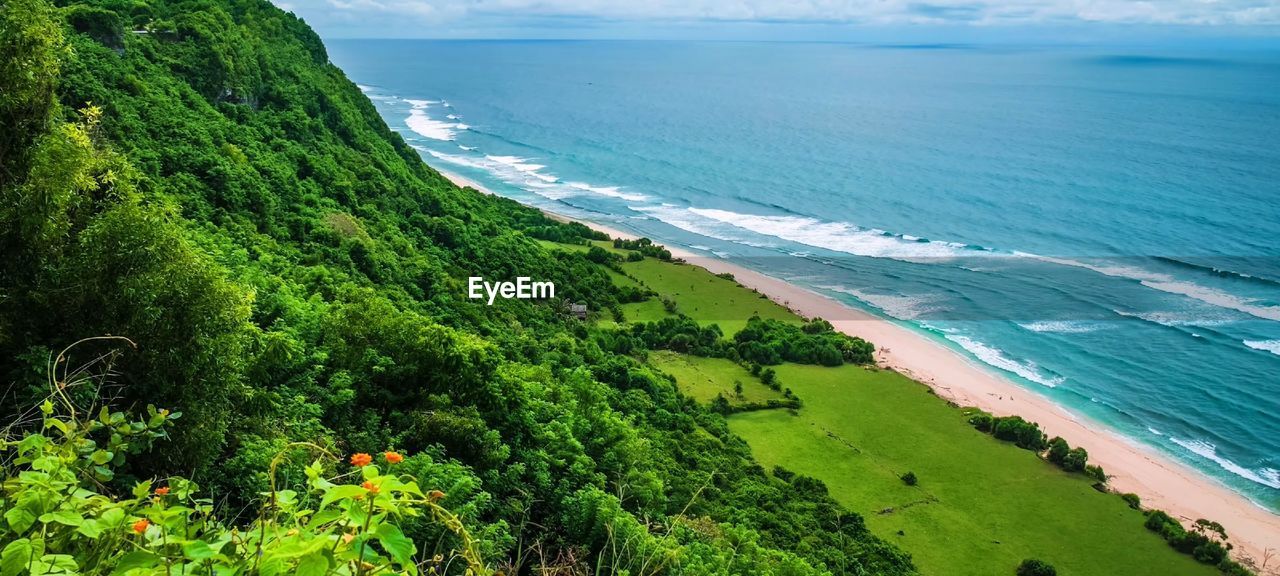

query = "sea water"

[{"left": 326, "top": 40, "right": 1280, "bottom": 510}]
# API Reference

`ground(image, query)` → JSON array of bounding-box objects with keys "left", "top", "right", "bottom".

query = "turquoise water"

[{"left": 327, "top": 40, "right": 1280, "bottom": 510}]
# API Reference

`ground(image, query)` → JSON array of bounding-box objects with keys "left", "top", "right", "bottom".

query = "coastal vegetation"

[
  {"left": 0, "top": 0, "right": 1262, "bottom": 574},
  {"left": 0, "top": 0, "right": 914, "bottom": 573},
  {"left": 596, "top": 250, "right": 1239, "bottom": 575},
  {"left": 2, "top": 367, "right": 486, "bottom": 576}
]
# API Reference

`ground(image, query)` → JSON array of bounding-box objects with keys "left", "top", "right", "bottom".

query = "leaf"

[
  {"left": 76, "top": 518, "right": 103, "bottom": 539},
  {"left": 258, "top": 556, "right": 284, "bottom": 576},
  {"left": 131, "top": 481, "right": 151, "bottom": 499},
  {"left": 182, "top": 541, "right": 216, "bottom": 561},
  {"left": 90, "top": 450, "right": 113, "bottom": 465},
  {"left": 1, "top": 539, "right": 32, "bottom": 576},
  {"left": 294, "top": 553, "right": 328, "bottom": 576},
  {"left": 32, "top": 554, "right": 76, "bottom": 575},
  {"left": 111, "top": 551, "right": 159, "bottom": 575},
  {"left": 43, "top": 419, "right": 68, "bottom": 435},
  {"left": 92, "top": 465, "right": 114, "bottom": 482},
  {"left": 4, "top": 509, "right": 35, "bottom": 534},
  {"left": 38, "top": 510, "right": 81, "bottom": 527},
  {"left": 98, "top": 507, "right": 124, "bottom": 528},
  {"left": 374, "top": 523, "right": 416, "bottom": 565},
  {"left": 319, "top": 485, "right": 365, "bottom": 510}
]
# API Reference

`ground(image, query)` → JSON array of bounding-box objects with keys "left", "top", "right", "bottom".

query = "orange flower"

[
  {"left": 132, "top": 519, "right": 150, "bottom": 534},
  {"left": 362, "top": 480, "right": 380, "bottom": 494},
  {"left": 383, "top": 451, "right": 404, "bottom": 464},
  {"left": 427, "top": 490, "right": 446, "bottom": 502},
  {"left": 350, "top": 453, "right": 372, "bottom": 467},
  {"left": 155, "top": 486, "right": 170, "bottom": 496}
]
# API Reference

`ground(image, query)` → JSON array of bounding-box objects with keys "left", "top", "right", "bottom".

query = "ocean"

[{"left": 326, "top": 40, "right": 1280, "bottom": 510}]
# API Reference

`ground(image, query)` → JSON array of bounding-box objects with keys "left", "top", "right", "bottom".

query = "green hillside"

[
  {"left": 0, "top": 0, "right": 914, "bottom": 573},
  {"left": 0, "top": 0, "right": 1254, "bottom": 574}
]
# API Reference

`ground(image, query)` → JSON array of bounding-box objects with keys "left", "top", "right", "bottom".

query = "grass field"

[
  {"left": 619, "top": 258, "right": 796, "bottom": 335},
  {"left": 647, "top": 350, "right": 786, "bottom": 406},
  {"left": 728, "top": 363, "right": 1212, "bottom": 576},
  {"left": 607, "top": 247, "right": 1217, "bottom": 576}
]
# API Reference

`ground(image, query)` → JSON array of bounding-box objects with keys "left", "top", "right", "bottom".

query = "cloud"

[{"left": 275, "top": 0, "right": 1280, "bottom": 38}]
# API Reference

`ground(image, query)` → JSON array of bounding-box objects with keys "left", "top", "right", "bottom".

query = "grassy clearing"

[
  {"left": 728, "top": 363, "right": 1214, "bottom": 576},
  {"left": 620, "top": 258, "right": 796, "bottom": 336},
  {"left": 615, "top": 251, "right": 1216, "bottom": 576},
  {"left": 648, "top": 350, "right": 785, "bottom": 406},
  {"left": 619, "top": 299, "right": 672, "bottom": 324}
]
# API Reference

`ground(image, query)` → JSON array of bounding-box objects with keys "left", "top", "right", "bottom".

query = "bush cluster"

[
  {"left": 735, "top": 317, "right": 875, "bottom": 366},
  {"left": 1143, "top": 512, "right": 1254, "bottom": 574},
  {"left": 613, "top": 237, "right": 673, "bottom": 260}
]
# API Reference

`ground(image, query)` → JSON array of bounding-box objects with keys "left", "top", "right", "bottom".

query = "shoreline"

[{"left": 437, "top": 167, "right": 1280, "bottom": 563}]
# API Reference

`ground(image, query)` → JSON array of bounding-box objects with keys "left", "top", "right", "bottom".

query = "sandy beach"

[{"left": 438, "top": 168, "right": 1280, "bottom": 565}]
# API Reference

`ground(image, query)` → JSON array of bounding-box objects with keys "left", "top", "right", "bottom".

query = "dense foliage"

[
  {"left": 0, "top": 0, "right": 916, "bottom": 573},
  {"left": 1, "top": 370, "right": 487, "bottom": 576},
  {"left": 621, "top": 316, "right": 874, "bottom": 369},
  {"left": 734, "top": 317, "right": 874, "bottom": 366},
  {"left": 1143, "top": 512, "right": 1254, "bottom": 575}
]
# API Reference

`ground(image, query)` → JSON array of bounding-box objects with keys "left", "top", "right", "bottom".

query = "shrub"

[
  {"left": 900, "top": 472, "right": 918, "bottom": 486},
  {"left": 969, "top": 412, "right": 995, "bottom": 432},
  {"left": 1145, "top": 510, "right": 1178, "bottom": 532},
  {"left": 760, "top": 367, "right": 779, "bottom": 390},
  {"left": 586, "top": 245, "right": 615, "bottom": 264},
  {"left": 1016, "top": 559, "right": 1057, "bottom": 576},
  {"left": 1062, "top": 447, "right": 1089, "bottom": 472},
  {"left": 1085, "top": 464, "right": 1107, "bottom": 483},
  {"left": 992, "top": 416, "right": 1048, "bottom": 451},
  {"left": 1121, "top": 493, "right": 1141, "bottom": 510},
  {"left": 0, "top": 398, "right": 490, "bottom": 576},
  {"left": 1046, "top": 437, "right": 1069, "bottom": 465}
]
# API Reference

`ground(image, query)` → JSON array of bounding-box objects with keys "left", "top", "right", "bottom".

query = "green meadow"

[
  {"left": 618, "top": 258, "right": 797, "bottom": 335},
  {"left": 603, "top": 245, "right": 1216, "bottom": 576},
  {"left": 730, "top": 364, "right": 1209, "bottom": 576},
  {"left": 647, "top": 350, "right": 786, "bottom": 406}
]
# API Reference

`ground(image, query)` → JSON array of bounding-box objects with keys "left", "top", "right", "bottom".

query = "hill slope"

[{"left": 0, "top": 0, "right": 915, "bottom": 573}]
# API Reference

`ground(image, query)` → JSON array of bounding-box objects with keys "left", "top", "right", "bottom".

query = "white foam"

[
  {"left": 1023, "top": 253, "right": 1280, "bottom": 323},
  {"left": 1112, "top": 309, "right": 1232, "bottom": 328},
  {"left": 1170, "top": 438, "right": 1280, "bottom": 489},
  {"left": 686, "top": 208, "right": 975, "bottom": 262},
  {"left": 945, "top": 334, "right": 1064, "bottom": 388},
  {"left": 421, "top": 150, "right": 638, "bottom": 203},
  {"left": 821, "top": 285, "right": 940, "bottom": 321},
  {"left": 486, "top": 155, "right": 545, "bottom": 172},
  {"left": 631, "top": 205, "right": 774, "bottom": 248},
  {"left": 446, "top": 114, "right": 460, "bottom": 120},
  {"left": 1141, "top": 280, "right": 1280, "bottom": 322},
  {"left": 1148, "top": 427, "right": 1164, "bottom": 436},
  {"left": 1018, "top": 320, "right": 1109, "bottom": 334},
  {"left": 1243, "top": 340, "right": 1280, "bottom": 356},
  {"left": 356, "top": 84, "right": 374, "bottom": 92},
  {"left": 404, "top": 99, "right": 466, "bottom": 141},
  {"left": 566, "top": 181, "right": 648, "bottom": 202},
  {"left": 458, "top": 145, "right": 477, "bottom": 151}
]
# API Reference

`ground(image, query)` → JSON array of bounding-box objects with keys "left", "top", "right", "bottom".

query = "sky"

[{"left": 273, "top": 0, "right": 1280, "bottom": 42}]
